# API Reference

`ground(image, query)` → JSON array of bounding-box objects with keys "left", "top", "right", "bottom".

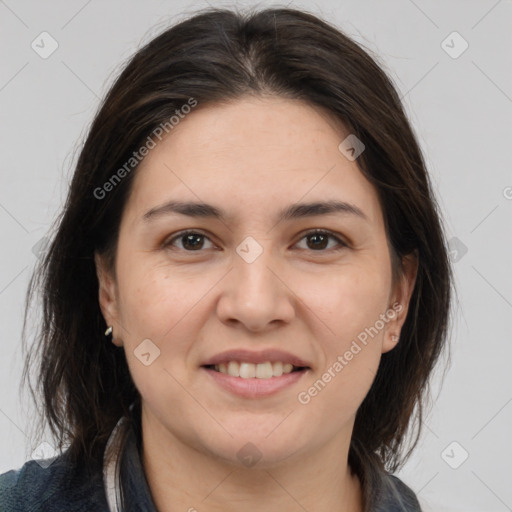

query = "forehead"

[{"left": 123, "top": 96, "right": 382, "bottom": 227}]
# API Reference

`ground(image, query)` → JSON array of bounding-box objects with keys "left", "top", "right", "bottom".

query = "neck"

[{"left": 140, "top": 408, "right": 363, "bottom": 512}]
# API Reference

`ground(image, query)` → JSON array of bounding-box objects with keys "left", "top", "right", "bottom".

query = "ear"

[
  {"left": 382, "top": 251, "right": 418, "bottom": 354},
  {"left": 94, "top": 252, "right": 123, "bottom": 347}
]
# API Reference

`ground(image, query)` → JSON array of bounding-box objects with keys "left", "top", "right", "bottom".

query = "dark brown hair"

[{"left": 22, "top": 6, "right": 452, "bottom": 509}]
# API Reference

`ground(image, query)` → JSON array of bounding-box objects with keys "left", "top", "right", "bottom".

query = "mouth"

[
  {"left": 202, "top": 361, "right": 309, "bottom": 379},
  {"left": 200, "top": 349, "right": 311, "bottom": 398}
]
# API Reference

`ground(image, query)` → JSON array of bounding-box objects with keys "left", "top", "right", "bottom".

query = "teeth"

[
  {"left": 239, "top": 362, "right": 256, "bottom": 378},
  {"left": 283, "top": 363, "right": 293, "bottom": 373},
  {"left": 272, "top": 361, "right": 283, "bottom": 377},
  {"left": 227, "top": 361, "right": 240, "bottom": 377},
  {"left": 214, "top": 361, "right": 299, "bottom": 379},
  {"left": 255, "top": 361, "right": 273, "bottom": 379}
]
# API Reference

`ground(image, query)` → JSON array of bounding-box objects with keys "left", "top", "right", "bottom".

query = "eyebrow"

[{"left": 142, "top": 199, "right": 368, "bottom": 224}]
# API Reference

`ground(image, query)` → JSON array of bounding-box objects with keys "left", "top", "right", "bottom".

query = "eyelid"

[{"left": 163, "top": 228, "right": 348, "bottom": 252}]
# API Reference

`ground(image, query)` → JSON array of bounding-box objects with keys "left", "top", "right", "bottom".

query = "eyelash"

[{"left": 163, "top": 229, "right": 348, "bottom": 253}]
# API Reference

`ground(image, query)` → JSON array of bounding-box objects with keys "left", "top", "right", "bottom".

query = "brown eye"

[
  {"left": 296, "top": 230, "right": 346, "bottom": 252},
  {"left": 164, "top": 231, "right": 214, "bottom": 251}
]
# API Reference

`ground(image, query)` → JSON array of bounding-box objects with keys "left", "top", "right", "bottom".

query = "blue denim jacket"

[{"left": 0, "top": 419, "right": 422, "bottom": 511}]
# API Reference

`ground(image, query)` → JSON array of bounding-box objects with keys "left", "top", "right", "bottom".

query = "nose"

[{"left": 216, "top": 245, "right": 296, "bottom": 332}]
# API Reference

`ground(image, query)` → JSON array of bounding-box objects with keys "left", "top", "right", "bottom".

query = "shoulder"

[
  {"left": 374, "top": 473, "right": 422, "bottom": 512},
  {"left": 0, "top": 451, "right": 108, "bottom": 511}
]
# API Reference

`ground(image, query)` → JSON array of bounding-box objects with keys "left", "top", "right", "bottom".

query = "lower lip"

[{"left": 202, "top": 367, "right": 308, "bottom": 398}]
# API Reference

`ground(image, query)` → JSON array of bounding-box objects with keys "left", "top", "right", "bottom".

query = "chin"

[{"left": 199, "top": 419, "right": 313, "bottom": 469}]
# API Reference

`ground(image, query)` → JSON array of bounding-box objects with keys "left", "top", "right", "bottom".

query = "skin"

[{"left": 95, "top": 95, "right": 417, "bottom": 512}]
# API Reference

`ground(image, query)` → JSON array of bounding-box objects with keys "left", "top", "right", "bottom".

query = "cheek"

[
  {"left": 294, "top": 259, "right": 390, "bottom": 407},
  {"left": 297, "top": 270, "right": 388, "bottom": 426},
  {"left": 119, "top": 279, "right": 170, "bottom": 335},
  {"left": 114, "top": 257, "right": 218, "bottom": 376},
  {"left": 297, "top": 259, "right": 391, "bottom": 343},
  {"left": 116, "top": 248, "right": 185, "bottom": 334},
  {"left": 115, "top": 264, "right": 196, "bottom": 414},
  {"left": 303, "top": 347, "right": 381, "bottom": 435}
]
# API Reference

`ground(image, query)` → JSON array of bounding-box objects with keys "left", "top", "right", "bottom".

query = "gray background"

[{"left": 1, "top": 1, "right": 511, "bottom": 510}]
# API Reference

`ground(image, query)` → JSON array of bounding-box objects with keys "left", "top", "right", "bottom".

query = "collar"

[{"left": 103, "top": 411, "right": 157, "bottom": 512}]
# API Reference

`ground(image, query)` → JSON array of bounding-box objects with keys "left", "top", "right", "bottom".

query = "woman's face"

[{"left": 96, "top": 96, "right": 416, "bottom": 468}]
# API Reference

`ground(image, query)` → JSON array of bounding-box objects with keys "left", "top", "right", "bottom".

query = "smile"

[
  {"left": 208, "top": 361, "right": 303, "bottom": 379},
  {"left": 201, "top": 363, "right": 309, "bottom": 398}
]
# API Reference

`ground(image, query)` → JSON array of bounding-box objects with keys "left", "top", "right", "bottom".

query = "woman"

[{"left": 0, "top": 6, "right": 452, "bottom": 512}]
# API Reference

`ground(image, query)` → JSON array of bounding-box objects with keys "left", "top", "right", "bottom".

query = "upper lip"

[{"left": 201, "top": 349, "right": 311, "bottom": 368}]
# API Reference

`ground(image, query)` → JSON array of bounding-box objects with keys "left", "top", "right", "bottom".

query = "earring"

[
  {"left": 105, "top": 326, "right": 113, "bottom": 336},
  {"left": 391, "top": 334, "right": 399, "bottom": 342}
]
